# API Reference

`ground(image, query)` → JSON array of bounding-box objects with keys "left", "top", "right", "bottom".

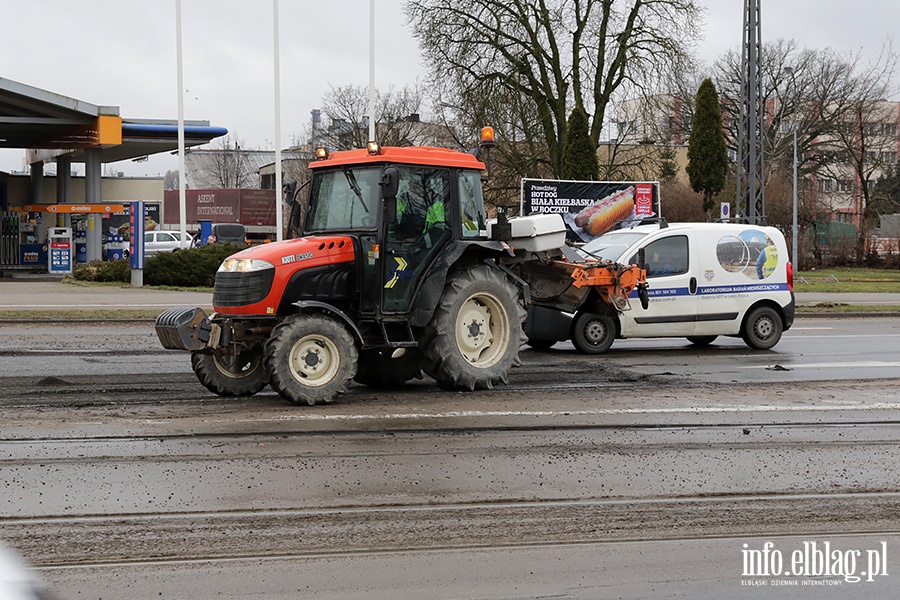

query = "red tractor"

[{"left": 156, "top": 134, "right": 647, "bottom": 405}]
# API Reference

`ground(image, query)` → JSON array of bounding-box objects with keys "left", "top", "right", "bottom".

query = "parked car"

[
  {"left": 525, "top": 221, "right": 795, "bottom": 353},
  {"left": 144, "top": 230, "right": 195, "bottom": 256}
]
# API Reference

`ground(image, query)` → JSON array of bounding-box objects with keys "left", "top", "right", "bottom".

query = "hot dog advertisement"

[{"left": 522, "top": 179, "right": 660, "bottom": 242}]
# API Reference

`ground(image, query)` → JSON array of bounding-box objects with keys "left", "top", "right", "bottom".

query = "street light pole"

[
  {"left": 792, "top": 127, "right": 799, "bottom": 271},
  {"left": 781, "top": 66, "right": 800, "bottom": 272}
]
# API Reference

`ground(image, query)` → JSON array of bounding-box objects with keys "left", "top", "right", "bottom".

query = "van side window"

[{"left": 630, "top": 235, "right": 689, "bottom": 278}]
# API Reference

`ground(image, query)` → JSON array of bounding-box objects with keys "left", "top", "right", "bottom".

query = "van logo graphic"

[
  {"left": 385, "top": 256, "right": 408, "bottom": 289},
  {"left": 704, "top": 269, "right": 715, "bottom": 282}
]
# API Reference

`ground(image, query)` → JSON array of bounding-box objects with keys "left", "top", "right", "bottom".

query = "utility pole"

[{"left": 736, "top": 0, "right": 766, "bottom": 224}]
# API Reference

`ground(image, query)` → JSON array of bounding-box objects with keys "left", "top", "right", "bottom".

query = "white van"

[{"left": 524, "top": 222, "right": 795, "bottom": 353}]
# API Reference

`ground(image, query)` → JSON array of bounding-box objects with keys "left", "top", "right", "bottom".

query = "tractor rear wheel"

[
  {"left": 191, "top": 348, "right": 268, "bottom": 397},
  {"left": 264, "top": 314, "right": 358, "bottom": 405},
  {"left": 354, "top": 348, "right": 424, "bottom": 387},
  {"left": 421, "top": 265, "right": 525, "bottom": 391}
]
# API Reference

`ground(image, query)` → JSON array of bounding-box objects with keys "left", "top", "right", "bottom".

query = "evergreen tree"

[
  {"left": 686, "top": 78, "right": 728, "bottom": 215},
  {"left": 561, "top": 105, "right": 599, "bottom": 180}
]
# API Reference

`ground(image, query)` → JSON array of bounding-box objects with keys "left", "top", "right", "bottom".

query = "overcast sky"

[{"left": 1, "top": 0, "right": 895, "bottom": 178}]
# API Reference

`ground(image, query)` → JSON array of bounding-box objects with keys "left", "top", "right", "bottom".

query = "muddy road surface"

[{"left": 1, "top": 319, "right": 899, "bottom": 598}]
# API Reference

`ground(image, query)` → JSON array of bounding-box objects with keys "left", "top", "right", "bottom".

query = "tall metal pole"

[
  {"left": 736, "top": 0, "right": 765, "bottom": 224},
  {"left": 793, "top": 127, "right": 799, "bottom": 270},
  {"left": 367, "top": 0, "right": 376, "bottom": 144},
  {"left": 176, "top": 0, "right": 187, "bottom": 249},
  {"left": 273, "top": 0, "right": 284, "bottom": 241}
]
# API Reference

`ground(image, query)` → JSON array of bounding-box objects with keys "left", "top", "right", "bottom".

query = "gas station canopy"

[{"left": 0, "top": 77, "right": 227, "bottom": 165}]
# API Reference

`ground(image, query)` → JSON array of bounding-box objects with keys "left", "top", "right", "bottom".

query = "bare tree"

[
  {"left": 813, "top": 44, "right": 899, "bottom": 260},
  {"left": 205, "top": 135, "right": 252, "bottom": 189},
  {"left": 407, "top": 0, "right": 702, "bottom": 178},
  {"left": 714, "top": 39, "right": 898, "bottom": 262},
  {"left": 434, "top": 76, "right": 555, "bottom": 211},
  {"left": 163, "top": 169, "right": 179, "bottom": 190},
  {"left": 317, "top": 84, "right": 427, "bottom": 150}
]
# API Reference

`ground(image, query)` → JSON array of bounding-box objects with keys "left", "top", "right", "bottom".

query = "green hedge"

[{"left": 73, "top": 243, "right": 247, "bottom": 287}]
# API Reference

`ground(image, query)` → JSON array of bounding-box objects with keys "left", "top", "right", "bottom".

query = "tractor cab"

[{"left": 284, "top": 143, "right": 491, "bottom": 324}]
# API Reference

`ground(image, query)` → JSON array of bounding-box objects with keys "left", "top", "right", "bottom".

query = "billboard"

[
  {"left": 103, "top": 203, "right": 160, "bottom": 243},
  {"left": 521, "top": 179, "right": 661, "bottom": 242},
  {"left": 162, "top": 189, "right": 276, "bottom": 227},
  {"left": 239, "top": 189, "right": 278, "bottom": 226}
]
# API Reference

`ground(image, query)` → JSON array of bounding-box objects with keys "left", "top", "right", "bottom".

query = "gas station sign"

[{"left": 47, "top": 227, "right": 73, "bottom": 274}]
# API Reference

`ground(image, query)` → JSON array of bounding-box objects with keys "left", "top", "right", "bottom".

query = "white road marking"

[
  {"left": 743, "top": 361, "right": 900, "bottom": 369},
  {"left": 256, "top": 402, "right": 900, "bottom": 422},
  {"left": 0, "top": 304, "right": 186, "bottom": 309}
]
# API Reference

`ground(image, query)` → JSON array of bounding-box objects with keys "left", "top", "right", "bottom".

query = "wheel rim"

[
  {"left": 754, "top": 315, "right": 775, "bottom": 340},
  {"left": 582, "top": 318, "right": 608, "bottom": 346},
  {"left": 212, "top": 352, "right": 262, "bottom": 380},
  {"left": 287, "top": 334, "right": 341, "bottom": 387},
  {"left": 455, "top": 292, "right": 510, "bottom": 368}
]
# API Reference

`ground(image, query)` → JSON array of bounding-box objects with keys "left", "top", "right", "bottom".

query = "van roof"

[{"left": 613, "top": 222, "right": 782, "bottom": 236}]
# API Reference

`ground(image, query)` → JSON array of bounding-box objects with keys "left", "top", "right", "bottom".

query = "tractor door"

[{"left": 381, "top": 165, "right": 453, "bottom": 313}]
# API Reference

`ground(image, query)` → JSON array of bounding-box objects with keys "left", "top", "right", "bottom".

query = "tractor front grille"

[{"left": 213, "top": 269, "right": 275, "bottom": 307}]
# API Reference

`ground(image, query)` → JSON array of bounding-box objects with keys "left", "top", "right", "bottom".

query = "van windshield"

[{"left": 579, "top": 231, "right": 648, "bottom": 262}]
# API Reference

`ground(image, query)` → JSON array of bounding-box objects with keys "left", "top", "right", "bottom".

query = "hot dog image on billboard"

[
  {"left": 522, "top": 179, "right": 660, "bottom": 242},
  {"left": 573, "top": 186, "right": 635, "bottom": 236}
]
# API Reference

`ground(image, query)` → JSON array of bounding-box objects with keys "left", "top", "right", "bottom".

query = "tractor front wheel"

[
  {"left": 264, "top": 314, "right": 357, "bottom": 405},
  {"left": 191, "top": 347, "right": 268, "bottom": 397}
]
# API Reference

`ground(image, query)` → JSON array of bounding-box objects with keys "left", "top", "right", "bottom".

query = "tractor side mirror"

[
  {"left": 380, "top": 167, "right": 399, "bottom": 199},
  {"left": 283, "top": 179, "right": 298, "bottom": 205},
  {"left": 380, "top": 167, "right": 400, "bottom": 224}
]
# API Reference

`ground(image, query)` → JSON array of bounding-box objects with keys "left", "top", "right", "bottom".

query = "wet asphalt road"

[
  {"left": 1, "top": 317, "right": 899, "bottom": 598},
  {"left": 2, "top": 315, "right": 899, "bottom": 382}
]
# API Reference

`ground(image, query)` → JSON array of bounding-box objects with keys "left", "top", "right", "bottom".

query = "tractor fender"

[
  {"left": 291, "top": 300, "right": 365, "bottom": 346},
  {"left": 407, "top": 240, "right": 520, "bottom": 328}
]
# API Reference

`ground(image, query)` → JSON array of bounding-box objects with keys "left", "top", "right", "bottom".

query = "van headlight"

[{"left": 218, "top": 258, "right": 274, "bottom": 273}]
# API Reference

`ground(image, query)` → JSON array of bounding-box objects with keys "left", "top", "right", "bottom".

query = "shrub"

[
  {"left": 71, "top": 243, "right": 247, "bottom": 287},
  {"left": 73, "top": 259, "right": 131, "bottom": 282},
  {"left": 145, "top": 243, "right": 246, "bottom": 287}
]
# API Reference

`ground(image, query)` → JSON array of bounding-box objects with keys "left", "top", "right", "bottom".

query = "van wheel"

[
  {"left": 741, "top": 306, "right": 783, "bottom": 350},
  {"left": 572, "top": 313, "right": 616, "bottom": 354},
  {"left": 686, "top": 335, "right": 717, "bottom": 347}
]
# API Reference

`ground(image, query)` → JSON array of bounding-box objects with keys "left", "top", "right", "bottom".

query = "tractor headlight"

[{"left": 218, "top": 258, "right": 274, "bottom": 273}]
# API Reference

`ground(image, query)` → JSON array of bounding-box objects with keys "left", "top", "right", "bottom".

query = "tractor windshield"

[{"left": 305, "top": 166, "right": 380, "bottom": 232}]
